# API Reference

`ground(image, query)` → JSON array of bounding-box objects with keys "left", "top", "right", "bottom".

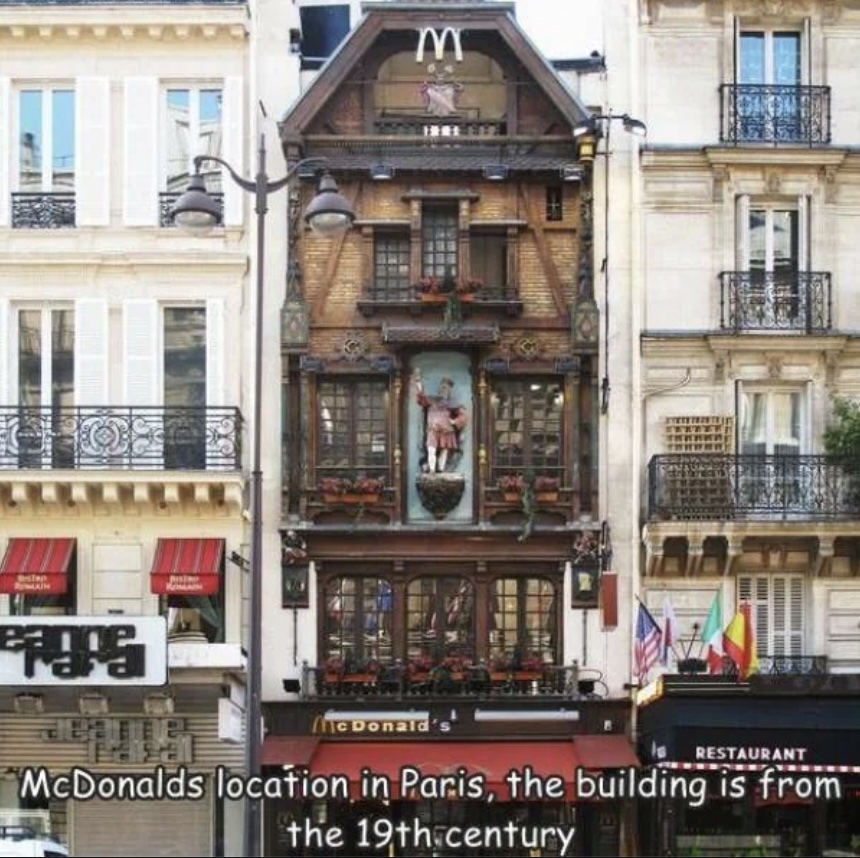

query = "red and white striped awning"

[{"left": 658, "top": 761, "right": 860, "bottom": 774}]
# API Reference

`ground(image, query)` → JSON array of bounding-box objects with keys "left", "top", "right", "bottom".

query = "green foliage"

[{"left": 823, "top": 396, "right": 860, "bottom": 464}]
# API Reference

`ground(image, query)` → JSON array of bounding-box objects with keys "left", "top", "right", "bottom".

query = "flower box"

[
  {"left": 512, "top": 670, "right": 543, "bottom": 682},
  {"left": 342, "top": 673, "right": 377, "bottom": 684},
  {"left": 420, "top": 293, "right": 474, "bottom": 304},
  {"left": 502, "top": 490, "right": 559, "bottom": 503},
  {"left": 323, "top": 493, "right": 380, "bottom": 505}
]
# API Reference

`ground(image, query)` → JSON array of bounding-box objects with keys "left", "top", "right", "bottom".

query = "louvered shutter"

[
  {"left": 772, "top": 575, "right": 804, "bottom": 656},
  {"left": 221, "top": 77, "right": 244, "bottom": 227},
  {"left": 0, "top": 78, "right": 9, "bottom": 226},
  {"left": 75, "top": 78, "right": 110, "bottom": 226},
  {"left": 738, "top": 575, "right": 769, "bottom": 656},
  {"left": 0, "top": 299, "right": 8, "bottom": 404},
  {"left": 74, "top": 299, "right": 109, "bottom": 406},
  {"left": 739, "top": 574, "right": 804, "bottom": 657},
  {"left": 205, "top": 298, "right": 227, "bottom": 470},
  {"left": 798, "top": 194, "right": 810, "bottom": 273},
  {"left": 123, "top": 78, "right": 159, "bottom": 226},
  {"left": 122, "top": 299, "right": 161, "bottom": 467},
  {"left": 735, "top": 194, "right": 751, "bottom": 270}
]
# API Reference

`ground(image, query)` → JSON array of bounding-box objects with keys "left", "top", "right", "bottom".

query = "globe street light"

[{"left": 172, "top": 135, "right": 354, "bottom": 857}]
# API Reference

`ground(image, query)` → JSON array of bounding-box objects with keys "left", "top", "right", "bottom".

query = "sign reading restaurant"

[
  {"left": 0, "top": 617, "right": 167, "bottom": 686},
  {"left": 695, "top": 745, "right": 809, "bottom": 763}
]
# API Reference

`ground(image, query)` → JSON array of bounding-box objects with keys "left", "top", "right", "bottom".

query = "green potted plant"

[{"left": 822, "top": 395, "right": 860, "bottom": 510}]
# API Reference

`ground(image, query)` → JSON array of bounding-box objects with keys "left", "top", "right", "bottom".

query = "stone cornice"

[
  {"left": 642, "top": 146, "right": 852, "bottom": 172},
  {"left": 0, "top": 471, "right": 245, "bottom": 518},
  {"left": 703, "top": 146, "right": 849, "bottom": 170},
  {"left": 0, "top": 251, "right": 247, "bottom": 270},
  {"left": 0, "top": 7, "right": 247, "bottom": 42}
]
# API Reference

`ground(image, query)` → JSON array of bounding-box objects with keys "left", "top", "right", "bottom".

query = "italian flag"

[{"left": 700, "top": 590, "right": 724, "bottom": 673}]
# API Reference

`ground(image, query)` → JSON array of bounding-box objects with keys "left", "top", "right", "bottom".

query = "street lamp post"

[{"left": 171, "top": 135, "right": 354, "bottom": 858}]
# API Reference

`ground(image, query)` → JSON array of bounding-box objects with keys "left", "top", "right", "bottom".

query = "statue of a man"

[{"left": 413, "top": 373, "right": 468, "bottom": 473}]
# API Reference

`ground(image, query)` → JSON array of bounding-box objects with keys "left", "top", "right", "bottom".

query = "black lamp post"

[
  {"left": 572, "top": 111, "right": 646, "bottom": 415},
  {"left": 171, "top": 135, "right": 354, "bottom": 857}
]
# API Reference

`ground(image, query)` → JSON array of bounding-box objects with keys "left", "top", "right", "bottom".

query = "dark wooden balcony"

[
  {"left": 0, "top": 406, "right": 242, "bottom": 471},
  {"left": 648, "top": 454, "right": 860, "bottom": 521},
  {"left": 357, "top": 281, "right": 523, "bottom": 317},
  {"left": 720, "top": 84, "right": 831, "bottom": 145},
  {"left": 11, "top": 193, "right": 75, "bottom": 229},
  {"left": 373, "top": 116, "right": 506, "bottom": 137},
  {"left": 300, "top": 661, "right": 604, "bottom": 700},
  {"left": 719, "top": 271, "right": 831, "bottom": 333}
]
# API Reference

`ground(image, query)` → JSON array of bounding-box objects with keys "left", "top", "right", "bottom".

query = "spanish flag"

[{"left": 723, "top": 601, "right": 759, "bottom": 680}]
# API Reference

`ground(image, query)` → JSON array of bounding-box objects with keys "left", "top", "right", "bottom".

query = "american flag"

[{"left": 635, "top": 601, "right": 663, "bottom": 683}]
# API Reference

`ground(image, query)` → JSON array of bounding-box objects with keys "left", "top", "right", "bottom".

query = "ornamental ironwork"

[
  {"left": 720, "top": 84, "right": 831, "bottom": 145},
  {"left": 719, "top": 271, "right": 832, "bottom": 333},
  {"left": 760, "top": 655, "right": 828, "bottom": 675},
  {"left": 11, "top": 193, "right": 75, "bottom": 229},
  {"left": 648, "top": 454, "right": 860, "bottom": 520},
  {"left": 0, "top": 406, "right": 242, "bottom": 470},
  {"left": 159, "top": 191, "right": 224, "bottom": 227}
]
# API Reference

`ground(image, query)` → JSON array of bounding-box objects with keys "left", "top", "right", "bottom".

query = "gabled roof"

[{"left": 280, "top": 0, "right": 591, "bottom": 140}]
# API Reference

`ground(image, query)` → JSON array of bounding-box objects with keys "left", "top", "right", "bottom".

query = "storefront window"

[
  {"left": 323, "top": 576, "right": 393, "bottom": 668},
  {"left": 489, "top": 576, "right": 556, "bottom": 666},
  {"left": 406, "top": 576, "right": 474, "bottom": 661}
]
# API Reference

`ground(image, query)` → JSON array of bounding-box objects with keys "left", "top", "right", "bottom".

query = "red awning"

[
  {"left": 150, "top": 538, "right": 224, "bottom": 596},
  {"left": 261, "top": 736, "right": 320, "bottom": 767},
  {"left": 310, "top": 741, "right": 582, "bottom": 800},
  {"left": 575, "top": 735, "right": 641, "bottom": 770},
  {"left": 0, "top": 538, "right": 74, "bottom": 595}
]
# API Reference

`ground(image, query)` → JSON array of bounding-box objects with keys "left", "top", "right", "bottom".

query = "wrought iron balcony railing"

[
  {"left": 0, "top": 406, "right": 242, "bottom": 471},
  {"left": 759, "top": 654, "right": 828, "bottom": 675},
  {"left": 159, "top": 191, "right": 224, "bottom": 227},
  {"left": 648, "top": 454, "right": 860, "bottom": 521},
  {"left": 720, "top": 84, "right": 831, "bottom": 145},
  {"left": 300, "top": 662, "right": 602, "bottom": 700},
  {"left": 719, "top": 271, "right": 831, "bottom": 333},
  {"left": 11, "top": 193, "right": 75, "bottom": 229},
  {"left": 363, "top": 281, "right": 520, "bottom": 303}
]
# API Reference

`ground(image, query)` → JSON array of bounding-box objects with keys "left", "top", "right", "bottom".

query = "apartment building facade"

[
  {"left": 636, "top": 0, "right": 860, "bottom": 854},
  {"left": 0, "top": 0, "right": 252, "bottom": 853},
  {"left": 259, "top": 1, "right": 644, "bottom": 855}
]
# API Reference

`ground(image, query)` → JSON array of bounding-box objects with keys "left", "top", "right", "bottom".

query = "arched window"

[
  {"left": 489, "top": 577, "right": 556, "bottom": 665},
  {"left": 323, "top": 577, "right": 393, "bottom": 667},
  {"left": 406, "top": 577, "right": 474, "bottom": 661}
]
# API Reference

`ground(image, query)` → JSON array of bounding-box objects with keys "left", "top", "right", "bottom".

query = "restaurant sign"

[{"left": 0, "top": 617, "right": 167, "bottom": 685}]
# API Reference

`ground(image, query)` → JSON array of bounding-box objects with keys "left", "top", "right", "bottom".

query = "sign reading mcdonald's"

[{"left": 310, "top": 716, "right": 453, "bottom": 737}]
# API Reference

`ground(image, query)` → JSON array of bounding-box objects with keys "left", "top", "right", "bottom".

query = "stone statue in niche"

[
  {"left": 411, "top": 371, "right": 469, "bottom": 520},
  {"left": 412, "top": 372, "right": 468, "bottom": 474}
]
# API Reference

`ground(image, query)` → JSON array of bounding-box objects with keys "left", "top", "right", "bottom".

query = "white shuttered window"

[{"left": 738, "top": 574, "right": 805, "bottom": 657}]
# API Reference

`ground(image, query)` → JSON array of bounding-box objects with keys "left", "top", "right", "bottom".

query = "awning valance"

[
  {"left": 150, "top": 538, "right": 224, "bottom": 596},
  {"left": 0, "top": 538, "right": 74, "bottom": 595}
]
